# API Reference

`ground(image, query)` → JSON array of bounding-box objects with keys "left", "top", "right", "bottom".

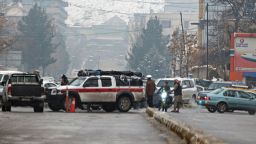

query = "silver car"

[{"left": 155, "top": 78, "right": 198, "bottom": 104}]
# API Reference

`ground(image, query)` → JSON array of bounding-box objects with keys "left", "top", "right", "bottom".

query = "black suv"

[{"left": 1, "top": 73, "right": 45, "bottom": 112}]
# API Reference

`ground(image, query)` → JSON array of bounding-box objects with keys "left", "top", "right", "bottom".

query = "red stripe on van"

[{"left": 66, "top": 88, "right": 143, "bottom": 93}]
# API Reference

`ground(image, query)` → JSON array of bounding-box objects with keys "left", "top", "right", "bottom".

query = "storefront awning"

[{"left": 244, "top": 72, "right": 256, "bottom": 78}]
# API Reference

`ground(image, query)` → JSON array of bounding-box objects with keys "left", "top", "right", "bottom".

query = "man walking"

[
  {"left": 145, "top": 75, "right": 155, "bottom": 107},
  {"left": 171, "top": 79, "right": 182, "bottom": 113}
]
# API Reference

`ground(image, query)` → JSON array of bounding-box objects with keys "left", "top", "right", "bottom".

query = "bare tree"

[
  {"left": 210, "top": 0, "right": 256, "bottom": 32},
  {"left": 169, "top": 29, "right": 200, "bottom": 77},
  {"left": 0, "top": 15, "right": 13, "bottom": 53}
]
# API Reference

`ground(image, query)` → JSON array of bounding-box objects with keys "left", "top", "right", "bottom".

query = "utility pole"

[
  {"left": 180, "top": 12, "right": 186, "bottom": 77},
  {"left": 206, "top": 3, "right": 209, "bottom": 80}
]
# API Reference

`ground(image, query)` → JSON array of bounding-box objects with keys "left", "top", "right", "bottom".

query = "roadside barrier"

[
  {"left": 70, "top": 97, "right": 76, "bottom": 113},
  {"left": 146, "top": 107, "right": 224, "bottom": 144}
]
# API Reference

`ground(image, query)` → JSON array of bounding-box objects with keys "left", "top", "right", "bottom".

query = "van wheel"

[
  {"left": 248, "top": 110, "right": 255, "bottom": 115},
  {"left": 117, "top": 96, "right": 131, "bottom": 112},
  {"left": 34, "top": 102, "right": 44, "bottom": 112}
]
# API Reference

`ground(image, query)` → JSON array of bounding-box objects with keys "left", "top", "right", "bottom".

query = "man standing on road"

[
  {"left": 145, "top": 75, "right": 156, "bottom": 107},
  {"left": 171, "top": 79, "right": 182, "bottom": 113}
]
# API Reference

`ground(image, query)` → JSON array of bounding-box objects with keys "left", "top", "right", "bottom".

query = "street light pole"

[
  {"left": 180, "top": 12, "right": 186, "bottom": 77},
  {"left": 206, "top": 3, "right": 209, "bottom": 80}
]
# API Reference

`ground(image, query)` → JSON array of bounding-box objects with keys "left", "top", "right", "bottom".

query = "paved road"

[
  {"left": 168, "top": 107, "right": 256, "bottom": 144},
  {"left": 0, "top": 107, "right": 180, "bottom": 144}
]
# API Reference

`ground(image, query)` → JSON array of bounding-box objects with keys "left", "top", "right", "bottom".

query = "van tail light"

[
  {"left": 7, "top": 84, "right": 12, "bottom": 95},
  {"left": 204, "top": 96, "right": 210, "bottom": 101}
]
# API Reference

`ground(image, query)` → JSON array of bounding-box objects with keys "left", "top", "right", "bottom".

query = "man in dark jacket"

[
  {"left": 145, "top": 75, "right": 156, "bottom": 107},
  {"left": 170, "top": 79, "right": 182, "bottom": 113}
]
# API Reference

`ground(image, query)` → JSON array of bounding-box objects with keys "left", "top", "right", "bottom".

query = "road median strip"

[{"left": 146, "top": 107, "right": 225, "bottom": 144}]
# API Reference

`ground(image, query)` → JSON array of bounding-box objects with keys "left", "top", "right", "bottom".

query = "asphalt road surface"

[
  {"left": 0, "top": 107, "right": 180, "bottom": 144},
  {"left": 168, "top": 107, "right": 256, "bottom": 144}
]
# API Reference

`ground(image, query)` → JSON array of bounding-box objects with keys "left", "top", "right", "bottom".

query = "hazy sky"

[{"left": 65, "top": 0, "right": 165, "bottom": 27}]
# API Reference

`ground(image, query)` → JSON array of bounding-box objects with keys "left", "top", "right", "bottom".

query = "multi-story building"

[{"left": 81, "top": 16, "right": 128, "bottom": 71}]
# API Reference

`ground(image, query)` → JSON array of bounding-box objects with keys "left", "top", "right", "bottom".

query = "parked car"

[
  {"left": 1, "top": 73, "right": 45, "bottom": 112},
  {"left": 195, "top": 79, "right": 212, "bottom": 89},
  {"left": 47, "top": 70, "right": 145, "bottom": 112},
  {"left": 196, "top": 85, "right": 205, "bottom": 92},
  {"left": 201, "top": 87, "right": 256, "bottom": 115},
  {"left": 196, "top": 81, "right": 247, "bottom": 102},
  {"left": 154, "top": 77, "right": 197, "bottom": 104},
  {"left": 43, "top": 82, "right": 59, "bottom": 98}
]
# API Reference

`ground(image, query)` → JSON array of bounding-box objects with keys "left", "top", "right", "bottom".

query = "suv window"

[
  {"left": 189, "top": 80, "right": 195, "bottom": 87},
  {"left": 116, "top": 78, "right": 128, "bottom": 86},
  {"left": 182, "top": 80, "right": 192, "bottom": 88},
  {"left": 101, "top": 77, "right": 112, "bottom": 87},
  {"left": 84, "top": 77, "right": 98, "bottom": 87},
  {"left": 237, "top": 91, "right": 251, "bottom": 99}
]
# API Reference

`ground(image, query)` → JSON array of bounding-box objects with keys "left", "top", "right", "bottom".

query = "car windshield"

[
  {"left": 208, "top": 83, "right": 231, "bottom": 90},
  {"left": 210, "top": 88, "right": 225, "bottom": 94},
  {"left": 195, "top": 79, "right": 212, "bottom": 88},
  {"left": 69, "top": 77, "right": 86, "bottom": 86},
  {"left": 156, "top": 80, "right": 175, "bottom": 88}
]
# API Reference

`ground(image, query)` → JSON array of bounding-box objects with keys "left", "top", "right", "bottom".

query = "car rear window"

[
  {"left": 10, "top": 76, "right": 38, "bottom": 84},
  {"left": 210, "top": 88, "right": 225, "bottom": 94},
  {"left": 208, "top": 83, "right": 231, "bottom": 90}
]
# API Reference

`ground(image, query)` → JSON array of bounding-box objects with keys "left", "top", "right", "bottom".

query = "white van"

[{"left": 155, "top": 77, "right": 198, "bottom": 104}]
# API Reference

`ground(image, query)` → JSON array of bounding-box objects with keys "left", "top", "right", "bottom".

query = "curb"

[{"left": 146, "top": 107, "right": 225, "bottom": 144}]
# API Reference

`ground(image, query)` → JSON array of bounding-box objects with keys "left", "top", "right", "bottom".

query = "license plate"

[{"left": 21, "top": 98, "right": 31, "bottom": 101}]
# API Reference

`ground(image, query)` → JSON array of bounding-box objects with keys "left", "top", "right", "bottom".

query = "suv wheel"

[
  {"left": 217, "top": 102, "right": 227, "bottom": 113},
  {"left": 48, "top": 103, "right": 61, "bottom": 112},
  {"left": 2, "top": 102, "right": 11, "bottom": 112},
  {"left": 34, "top": 102, "right": 44, "bottom": 112},
  {"left": 117, "top": 96, "right": 132, "bottom": 112},
  {"left": 2, "top": 105, "right": 6, "bottom": 112},
  {"left": 248, "top": 110, "right": 255, "bottom": 115}
]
